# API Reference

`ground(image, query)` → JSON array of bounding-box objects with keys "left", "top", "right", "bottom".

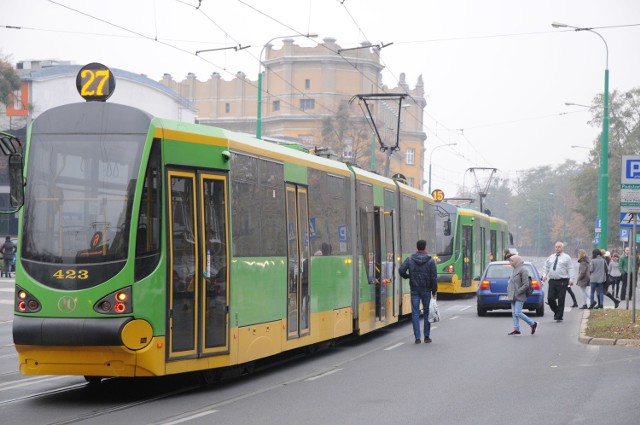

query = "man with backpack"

[{"left": 399, "top": 240, "right": 437, "bottom": 344}]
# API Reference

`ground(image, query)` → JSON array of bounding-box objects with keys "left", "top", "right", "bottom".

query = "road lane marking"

[
  {"left": 162, "top": 410, "right": 218, "bottom": 425},
  {"left": 305, "top": 368, "right": 342, "bottom": 381},
  {"left": 0, "top": 375, "right": 70, "bottom": 392},
  {"left": 384, "top": 343, "right": 403, "bottom": 351}
]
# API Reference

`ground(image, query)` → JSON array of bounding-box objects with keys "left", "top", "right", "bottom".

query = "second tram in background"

[{"left": 434, "top": 202, "right": 511, "bottom": 294}]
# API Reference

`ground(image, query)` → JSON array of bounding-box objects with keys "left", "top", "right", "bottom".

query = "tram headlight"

[
  {"left": 14, "top": 286, "right": 41, "bottom": 313},
  {"left": 94, "top": 286, "right": 132, "bottom": 315}
]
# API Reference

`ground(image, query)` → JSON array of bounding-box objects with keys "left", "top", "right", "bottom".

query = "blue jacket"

[{"left": 399, "top": 251, "right": 438, "bottom": 295}]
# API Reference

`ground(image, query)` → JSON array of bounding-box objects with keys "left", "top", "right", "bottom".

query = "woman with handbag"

[{"left": 507, "top": 255, "right": 538, "bottom": 336}]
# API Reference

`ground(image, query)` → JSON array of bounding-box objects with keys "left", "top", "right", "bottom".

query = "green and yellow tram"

[
  {"left": 434, "top": 203, "right": 509, "bottom": 294},
  {"left": 8, "top": 64, "right": 451, "bottom": 381}
]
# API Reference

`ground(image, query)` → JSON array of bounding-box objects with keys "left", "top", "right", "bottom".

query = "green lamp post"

[{"left": 552, "top": 22, "right": 609, "bottom": 249}]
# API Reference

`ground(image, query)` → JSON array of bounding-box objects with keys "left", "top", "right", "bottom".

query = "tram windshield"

[
  {"left": 435, "top": 203, "right": 456, "bottom": 260},
  {"left": 22, "top": 133, "right": 145, "bottom": 266}
]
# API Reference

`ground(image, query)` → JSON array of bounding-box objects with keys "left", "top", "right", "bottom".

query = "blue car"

[{"left": 476, "top": 261, "right": 545, "bottom": 317}]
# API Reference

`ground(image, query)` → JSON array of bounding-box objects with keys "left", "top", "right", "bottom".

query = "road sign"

[
  {"left": 620, "top": 212, "right": 640, "bottom": 228},
  {"left": 620, "top": 228, "right": 629, "bottom": 242},
  {"left": 621, "top": 156, "right": 640, "bottom": 213},
  {"left": 595, "top": 217, "right": 601, "bottom": 233}
]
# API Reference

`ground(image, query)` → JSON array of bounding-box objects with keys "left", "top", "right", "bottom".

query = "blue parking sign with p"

[
  {"left": 338, "top": 224, "right": 348, "bottom": 242},
  {"left": 626, "top": 159, "right": 640, "bottom": 179}
]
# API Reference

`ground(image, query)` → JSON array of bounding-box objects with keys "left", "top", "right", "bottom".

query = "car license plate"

[{"left": 499, "top": 295, "right": 509, "bottom": 301}]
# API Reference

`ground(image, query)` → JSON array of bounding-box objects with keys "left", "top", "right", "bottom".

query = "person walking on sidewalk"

[
  {"left": 506, "top": 255, "right": 538, "bottom": 336},
  {"left": 576, "top": 249, "right": 591, "bottom": 309},
  {"left": 589, "top": 249, "right": 607, "bottom": 309},
  {"left": 541, "top": 241, "right": 574, "bottom": 322},
  {"left": 619, "top": 247, "right": 633, "bottom": 301},
  {"left": 399, "top": 239, "right": 438, "bottom": 344},
  {"left": 609, "top": 252, "right": 622, "bottom": 298}
]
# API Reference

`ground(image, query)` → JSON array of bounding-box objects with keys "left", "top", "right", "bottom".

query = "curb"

[{"left": 579, "top": 309, "right": 640, "bottom": 347}]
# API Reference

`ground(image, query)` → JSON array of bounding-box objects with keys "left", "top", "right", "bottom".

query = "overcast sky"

[{"left": 3, "top": 0, "right": 640, "bottom": 197}]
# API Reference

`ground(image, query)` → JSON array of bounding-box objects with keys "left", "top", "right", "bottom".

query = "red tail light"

[
  {"left": 531, "top": 280, "right": 541, "bottom": 290},
  {"left": 480, "top": 280, "right": 490, "bottom": 290},
  {"left": 15, "top": 286, "right": 41, "bottom": 313}
]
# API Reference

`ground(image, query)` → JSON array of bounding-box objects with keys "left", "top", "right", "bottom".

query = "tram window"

[
  {"left": 231, "top": 180, "right": 259, "bottom": 257},
  {"left": 135, "top": 141, "right": 161, "bottom": 281},
  {"left": 231, "top": 153, "right": 258, "bottom": 183},
  {"left": 401, "top": 194, "right": 418, "bottom": 253},
  {"left": 260, "top": 159, "right": 283, "bottom": 187},
  {"left": 231, "top": 154, "right": 286, "bottom": 257},
  {"left": 260, "top": 184, "right": 285, "bottom": 256},
  {"left": 444, "top": 219, "right": 451, "bottom": 236},
  {"left": 308, "top": 170, "right": 350, "bottom": 255}
]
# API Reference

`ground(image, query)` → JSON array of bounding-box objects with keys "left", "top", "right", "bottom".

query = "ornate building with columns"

[{"left": 160, "top": 37, "right": 428, "bottom": 189}]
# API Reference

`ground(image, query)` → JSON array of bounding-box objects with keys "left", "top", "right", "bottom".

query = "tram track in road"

[
  {"left": 0, "top": 376, "right": 202, "bottom": 425},
  {"left": 0, "top": 299, "right": 476, "bottom": 424}
]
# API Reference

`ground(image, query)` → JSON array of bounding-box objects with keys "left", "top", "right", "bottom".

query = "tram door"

[
  {"left": 286, "top": 184, "right": 311, "bottom": 339},
  {"left": 461, "top": 224, "right": 473, "bottom": 287},
  {"left": 168, "top": 171, "right": 229, "bottom": 359},
  {"left": 381, "top": 209, "right": 396, "bottom": 319},
  {"left": 480, "top": 227, "right": 487, "bottom": 272}
]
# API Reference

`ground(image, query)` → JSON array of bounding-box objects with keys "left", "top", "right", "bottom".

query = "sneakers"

[
  {"left": 424, "top": 336, "right": 432, "bottom": 343},
  {"left": 508, "top": 330, "right": 521, "bottom": 336},
  {"left": 415, "top": 339, "right": 421, "bottom": 344},
  {"left": 531, "top": 322, "right": 538, "bottom": 335}
]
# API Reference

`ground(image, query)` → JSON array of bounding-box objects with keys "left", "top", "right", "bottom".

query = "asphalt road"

[{"left": 1, "top": 270, "right": 639, "bottom": 425}]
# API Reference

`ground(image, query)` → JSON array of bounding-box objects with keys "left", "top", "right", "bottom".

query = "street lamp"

[
  {"left": 552, "top": 22, "right": 609, "bottom": 249},
  {"left": 256, "top": 33, "right": 317, "bottom": 140},
  {"left": 564, "top": 102, "right": 590, "bottom": 108},
  {"left": 428, "top": 143, "right": 456, "bottom": 193}
]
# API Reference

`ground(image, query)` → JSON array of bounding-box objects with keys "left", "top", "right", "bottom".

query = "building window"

[
  {"left": 406, "top": 148, "right": 415, "bottom": 165},
  {"left": 300, "top": 99, "right": 315, "bottom": 110},
  {"left": 408, "top": 177, "right": 415, "bottom": 187},
  {"left": 225, "top": 103, "right": 230, "bottom": 113},
  {"left": 305, "top": 79, "right": 311, "bottom": 90},
  {"left": 273, "top": 100, "right": 280, "bottom": 111}
]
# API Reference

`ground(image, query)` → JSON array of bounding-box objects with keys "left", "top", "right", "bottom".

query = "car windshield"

[{"left": 486, "top": 263, "right": 536, "bottom": 279}]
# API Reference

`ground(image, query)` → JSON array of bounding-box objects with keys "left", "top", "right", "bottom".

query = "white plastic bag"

[{"left": 428, "top": 299, "right": 440, "bottom": 323}]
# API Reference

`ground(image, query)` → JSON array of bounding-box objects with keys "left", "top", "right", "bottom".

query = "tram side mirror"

[
  {"left": 9, "top": 154, "right": 25, "bottom": 208},
  {"left": 443, "top": 219, "right": 451, "bottom": 236}
]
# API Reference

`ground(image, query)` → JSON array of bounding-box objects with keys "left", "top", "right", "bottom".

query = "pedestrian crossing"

[{"left": 0, "top": 280, "right": 14, "bottom": 306}]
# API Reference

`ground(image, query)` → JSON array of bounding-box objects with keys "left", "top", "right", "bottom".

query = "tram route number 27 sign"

[
  {"left": 76, "top": 63, "right": 115, "bottom": 102},
  {"left": 621, "top": 155, "right": 640, "bottom": 214}
]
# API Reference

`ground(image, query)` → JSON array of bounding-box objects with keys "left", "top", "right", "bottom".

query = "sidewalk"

[{"left": 579, "top": 309, "right": 640, "bottom": 347}]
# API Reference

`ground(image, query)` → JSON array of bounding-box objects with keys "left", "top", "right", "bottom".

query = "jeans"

[
  {"left": 590, "top": 282, "right": 604, "bottom": 307},
  {"left": 511, "top": 300, "right": 535, "bottom": 331},
  {"left": 411, "top": 290, "right": 431, "bottom": 339},
  {"left": 579, "top": 286, "right": 589, "bottom": 306}
]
